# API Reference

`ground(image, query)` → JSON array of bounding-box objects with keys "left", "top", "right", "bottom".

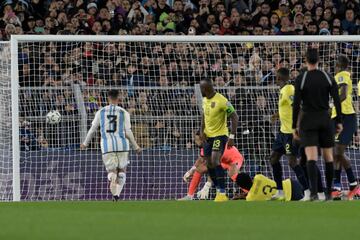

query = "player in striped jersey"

[{"left": 81, "top": 90, "right": 141, "bottom": 201}]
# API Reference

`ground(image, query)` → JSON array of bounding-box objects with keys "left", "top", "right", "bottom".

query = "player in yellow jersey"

[
  {"left": 331, "top": 55, "right": 359, "bottom": 200},
  {"left": 200, "top": 78, "right": 238, "bottom": 202},
  {"left": 270, "top": 68, "right": 310, "bottom": 200},
  {"left": 246, "top": 174, "right": 305, "bottom": 201}
]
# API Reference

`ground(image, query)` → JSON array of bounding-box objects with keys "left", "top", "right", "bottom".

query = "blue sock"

[
  {"left": 345, "top": 167, "right": 357, "bottom": 190},
  {"left": 207, "top": 167, "right": 218, "bottom": 188},
  {"left": 215, "top": 165, "right": 226, "bottom": 193},
  {"left": 334, "top": 169, "right": 341, "bottom": 185},
  {"left": 271, "top": 161, "right": 283, "bottom": 190},
  {"left": 292, "top": 165, "right": 309, "bottom": 190}
]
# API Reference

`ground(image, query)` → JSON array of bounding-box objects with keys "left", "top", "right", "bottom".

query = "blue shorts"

[
  {"left": 333, "top": 114, "right": 357, "bottom": 145},
  {"left": 203, "top": 135, "right": 228, "bottom": 157},
  {"left": 272, "top": 132, "right": 299, "bottom": 156}
]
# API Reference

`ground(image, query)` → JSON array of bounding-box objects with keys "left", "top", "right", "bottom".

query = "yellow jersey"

[
  {"left": 279, "top": 84, "right": 294, "bottom": 134},
  {"left": 246, "top": 174, "right": 277, "bottom": 201},
  {"left": 331, "top": 71, "right": 355, "bottom": 118},
  {"left": 246, "top": 174, "right": 293, "bottom": 202},
  {"left": 202, "top": 93, "right": 234, "bottom": 138}
]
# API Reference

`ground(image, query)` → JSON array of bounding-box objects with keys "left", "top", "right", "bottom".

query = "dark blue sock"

[
  {"left": 292, "top": 165, "right": 309, "bottom": 190},
  {"left": 215, "top": 165, "right": 226, "bottom": 193},
  {"left": 345, "top": 167, "right": 357, "bottom": 190},
  {"left": 208, "top": 167, "right": 217, "bottom": 188},
  {"left": 271, "top": 161, "right": 283, "bottom": 190},
  {"left": 334, "top": 169, "right": 341, "bottom": 185}
]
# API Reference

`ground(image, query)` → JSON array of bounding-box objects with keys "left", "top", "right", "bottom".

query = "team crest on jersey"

[
  {"left": 211, "top": 102, "right": 216, "bottom": 108},
  {"left": 338, "top": 76, "right": 344, "bottom": 82},
  {"left": 289, "top": 95, "right": 294, "bottom": 102}
]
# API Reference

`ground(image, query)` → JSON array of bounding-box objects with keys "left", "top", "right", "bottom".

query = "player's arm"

[
  {"left": 124, "top": 111, "right": 141, "bottom": 153},
  {"left": 330, "top": 77, "right": 343, "bottom": 131},
  {"left": 226, "top": 101, "right": 238, "bottom": 147},
  {"left": 200, "top": 113, "right": 206, "bottom": 142},
  {"left": 292, "top": 76, "right": 301, "bottom": 131},
  {"left": 81, "top": 111, "right": 101, "bottom": 149},
  {"left": 338, "top": 83, "right": 348, "bottom": 102}
]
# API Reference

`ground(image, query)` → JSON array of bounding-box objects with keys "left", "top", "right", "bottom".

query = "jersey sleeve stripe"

[
  {"left": 300, "top": 71, "right": 308, "bottom": 90},
  {"left": 119, "top": 111, "right": 128, "bottom": 150},
  {"left": 321, "top": 70, "right": 332, "bottom": 86},
  {"left": 100, "top": 108, "right": 108, "bottom": 153}
]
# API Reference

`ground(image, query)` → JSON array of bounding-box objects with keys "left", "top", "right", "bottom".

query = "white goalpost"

[{"left": 2, "top": 35, "right": 360, "bottom": 201}]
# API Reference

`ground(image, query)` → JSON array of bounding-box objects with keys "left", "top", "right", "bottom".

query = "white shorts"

[{"left": 102, "top": 152, "right": 129, "bottom": 172}]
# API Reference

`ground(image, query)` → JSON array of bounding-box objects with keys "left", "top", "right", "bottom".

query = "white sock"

[
  {"left": 304, "top": 189, "right": 310, "bottom": 198},
  {"left": 108, "top": 172, "right": 118, "bottom": 196},
  {"left": 318, "top": 192, "right": 325, "bottom": 201},
  {"left": 349, "top": 181, "right": 357, "bottom": 186},
  {"left": 116, "top": 172, "right": 126, "bottom": 196}
]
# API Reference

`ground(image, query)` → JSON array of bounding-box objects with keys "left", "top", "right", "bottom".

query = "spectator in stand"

[{"left": 342, "top": 8, "right": 357, "bottom": 34}]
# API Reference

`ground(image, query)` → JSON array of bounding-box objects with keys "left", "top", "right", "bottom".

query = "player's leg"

[
  {"left": 321, "top": 148, "right": 334, "bottom": 200},
  {"left": 113, "top": 152, "right": 129, "bottom": 200},
  {"left": 102, "top": 153, "right": 121, "bottom": 200},
  {"left": 304, "top": 146, "right": 319, "bottom": 200},
  {"left": 300, "top": 149, "right": 325, "bottom": 200},
  {"left": 288, "top": 154, "right": 310, "bottom": 199},
  {"left": 208, "top": 136, "right": 228, "bottom": 202},
  {"left": 333, "top": 115, "right": 359, "bottom": 199},
  {"left": 319, "top": 118, "right": 338, "bottom": 200},
  {"left": 203, "top": 138, "right": 218, "bottom": 189},
  {"left": 180, "top": 158, "right": 207, "bottom": 200},
  {"left": 115, "top": 168, "right": 126, "bottom": 199},
  {"left": 270, "top": 133, "right": 285, "bottom": 195},
  {"left": 334, "top": 144, "right": 359, "bottom": 199},
  {"left": 286, "top": 136, "right": 309, "bottom": 194}
]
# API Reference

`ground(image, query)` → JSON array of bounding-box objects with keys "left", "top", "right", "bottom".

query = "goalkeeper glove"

[
  {"left": 197, "top": 181, "right": 212, "bottom": 200},
  {"left": 183, "top": 166, "right": 196, "bottom": 182}
]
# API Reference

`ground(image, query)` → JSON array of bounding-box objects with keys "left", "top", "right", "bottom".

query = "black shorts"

[
  {"left": 203, "top": 135, "right": 228, "bottom": 157},
  {"left": 272, "top": 132, "right": 299, "bottom": 156},
  {"left": 300, "top": 111, "right": 334, "bottom": 148},
  {"left": 333, "top": 114, "right": 357, "bottom": 145}
]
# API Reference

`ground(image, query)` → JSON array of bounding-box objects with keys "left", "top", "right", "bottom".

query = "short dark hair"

[
  {"left": 305, "top": 48, "right": 319, "bottom": 64},
  {"left": 277, "top": 67, "right": 290, "bottom": 79},
  {"left": 108, "top": 90, "right": 119, "bottom": 100},
  {"left": 337, "top": 55, "right": 349, "bottom": 69},
  {"left": 201, "top": 78, "right": 213, "bottom": 84}
]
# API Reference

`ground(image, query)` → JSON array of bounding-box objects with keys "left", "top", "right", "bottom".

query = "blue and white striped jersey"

[{"left": 84, "top": 104, "right": 131, "bottom": 154}]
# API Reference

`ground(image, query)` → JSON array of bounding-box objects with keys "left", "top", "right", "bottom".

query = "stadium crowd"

[
  {"left": 11, "top": 0, "right": 359, "bottom": 155},
  {"left": 1, "top": 0, "right": 360, "bottom": 37}
]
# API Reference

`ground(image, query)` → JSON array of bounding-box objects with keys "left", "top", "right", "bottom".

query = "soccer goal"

[{"left": 1, "top": 35, "right": 360, "bottom": 201}]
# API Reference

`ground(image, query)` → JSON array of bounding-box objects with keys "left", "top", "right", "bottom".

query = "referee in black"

[{"left": 292, "top": 48, "right": 343, "bottom": 201}]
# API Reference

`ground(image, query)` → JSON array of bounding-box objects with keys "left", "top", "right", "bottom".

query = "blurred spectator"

[{"left": 1, "top": 0, "right": 357, "bottom": 38}]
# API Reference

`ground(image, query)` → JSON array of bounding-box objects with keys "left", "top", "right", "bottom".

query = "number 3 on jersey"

[{"left": 107, "top": 115, "right": 117, "bottom": 133}]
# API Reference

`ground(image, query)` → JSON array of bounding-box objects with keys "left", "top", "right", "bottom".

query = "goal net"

[
  {"left": 0, "top": 42, "right": 12, "bottom": 201},
  {"left": 3, "top": 35, "right": 360, "bottom": 201}
]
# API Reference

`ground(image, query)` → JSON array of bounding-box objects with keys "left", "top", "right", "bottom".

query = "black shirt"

[{"left": 292, "top": 69, "right": 342, "bottom": 129}]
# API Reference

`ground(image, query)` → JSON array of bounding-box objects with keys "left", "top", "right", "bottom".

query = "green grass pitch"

[{"left": 1, "top": 201, "right": 360, "bottom": 240}]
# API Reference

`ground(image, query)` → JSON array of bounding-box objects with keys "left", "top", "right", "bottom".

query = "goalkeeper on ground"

[
  {"left": 80, "top": 90, "right": 141, "bottom": 201},
  {"left": 179, "top": 131, "right": 252, "bottom": 200}
]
